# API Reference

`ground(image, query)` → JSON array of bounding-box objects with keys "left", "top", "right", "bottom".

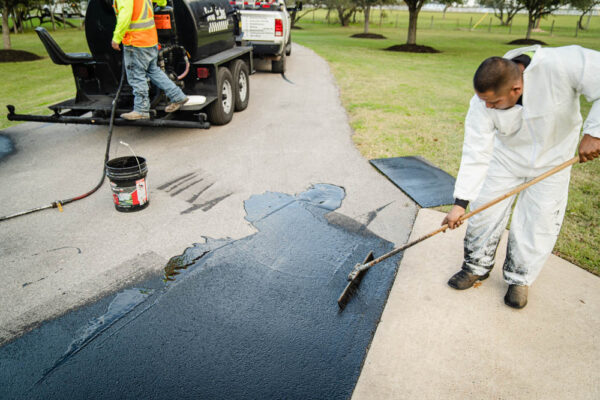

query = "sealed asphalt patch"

[
  {"left": 0, "top": 135, "right": 14, "bottom": 162},
  {"left": 0, "top": 184, "right": 402, "bottom": 399},
  {"left": 370, "top": 156, "right": 456, "bottom": 208}
]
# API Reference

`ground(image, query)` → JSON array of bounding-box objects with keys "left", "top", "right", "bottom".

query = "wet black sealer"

[{"left": 0, "top": 184, "right": 404, "bottom": 399}]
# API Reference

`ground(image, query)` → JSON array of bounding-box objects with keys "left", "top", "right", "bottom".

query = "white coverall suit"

[{"left": 454, "top": 45, "right": 600, "bottom": 285}]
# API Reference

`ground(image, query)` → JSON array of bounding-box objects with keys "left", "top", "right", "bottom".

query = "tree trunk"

[
  {"left": 12, "top": 10, "right": 17, "bottom": 34},
  {"left": 364, "top": 5, "right": 370, "bottom": 34},
  {"left": 443, "top": 5, "right": 449, "bottom": 19},
  {"left": 526, "top": 13, "right": 534, "bottom": 39},
  {"left": 505, "top": 13, "right": 515, "bottom": 26},
  {"left": 290, "top": 9, "right": 298, "bottom": 28},
  {"left": 407, "top": 6, "right": 419, "bottom": 45},
  {"left": 2, "top": 6, "right": 11, "bottom": 49},
  {"left": 578, "top": 12, "right": 586, "bottom": 30},
  {"left": 337, "top": 7, "right": 346, "bottom": 26},
  {"left": 50, "top": 7, "right": 57, "bottom": 31},
  {"left": 337, "top": 7, "right": 354, "bottom": 27}
]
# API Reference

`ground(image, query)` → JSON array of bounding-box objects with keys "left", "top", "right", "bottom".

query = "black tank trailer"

[{"left": 7, "top": 0, "right": 253, "bottom": 129}]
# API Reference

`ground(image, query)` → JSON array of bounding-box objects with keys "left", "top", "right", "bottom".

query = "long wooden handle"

[{"left": 356, "top": 156, "right": 579, "bottom": 273}]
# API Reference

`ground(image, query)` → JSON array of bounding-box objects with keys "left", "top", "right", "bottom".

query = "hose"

[
  {"left": 158, "top": 45, "right": 189, "bottom": 81},
  {"left": 0, "top": 61, "right": 127, "bottom": 223},
  {"left": 177, "top": 53, "right": 190, "bottom": 80}
]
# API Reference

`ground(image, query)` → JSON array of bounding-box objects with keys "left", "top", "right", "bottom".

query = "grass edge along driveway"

[{"left": 293, "top": 12, "right": 599, "bottom": 275}]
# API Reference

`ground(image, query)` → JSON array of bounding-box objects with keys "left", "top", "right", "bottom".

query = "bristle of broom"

[{"left": 337, "top": 251, "right": 375, "bottom": 310}]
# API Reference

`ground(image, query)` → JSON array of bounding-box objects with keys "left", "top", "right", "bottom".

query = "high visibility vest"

[{"left": 113, "top": 0, "right": 158, "bottom": 47}]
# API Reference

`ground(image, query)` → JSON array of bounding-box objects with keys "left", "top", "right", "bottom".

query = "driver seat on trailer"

[{"left": 35, "top": 27, "right": 93, "bottom": 65}]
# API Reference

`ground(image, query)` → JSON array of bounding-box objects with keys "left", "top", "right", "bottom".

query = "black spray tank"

[
  {"left": 84, "top": 0, "right": 236, "bottom": 77},
  {"left": 171, "top": 0, "right": 235, "bottom": 60}
]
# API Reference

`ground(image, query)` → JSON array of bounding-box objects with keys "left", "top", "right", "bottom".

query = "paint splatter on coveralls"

[{"left": 454, "top": 45, "right": 600, "bottom": 286}]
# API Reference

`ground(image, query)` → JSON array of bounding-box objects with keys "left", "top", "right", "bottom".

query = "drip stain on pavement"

[
  {"left": 1, "top": 184, "right": 405, "bottom": 399},
  {"left": 0, "top": 134, "right": 15, "bottom": 162}
]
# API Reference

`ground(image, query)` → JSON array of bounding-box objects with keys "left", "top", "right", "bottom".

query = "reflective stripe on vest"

[
  {"left": 115, "top": 0, "right": 158, "bottom": 47},
  {"left": 129, "top": 0, "right": 155, "bottom": 30}
]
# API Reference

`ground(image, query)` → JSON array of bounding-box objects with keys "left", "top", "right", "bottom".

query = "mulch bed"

[
  {"left": 351, "top": 33, "right": 387, "bottom": 39},
  {"left": 507, "top": 39, "right": 547, "bottom": 45},
  {"left": 384, "top": 44, "right": 440, "bottom": 54},
  {"left": 0, "top": 49, "right": 43, "bottom": 62}
]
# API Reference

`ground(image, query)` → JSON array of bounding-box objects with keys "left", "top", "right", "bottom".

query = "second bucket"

[{"left": 105, "top": 156, "right": 149, "bottom": 212}]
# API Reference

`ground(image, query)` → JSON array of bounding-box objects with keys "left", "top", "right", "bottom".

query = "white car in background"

[
  {"left": 43, "top": 1, "right": 87, "bottom": 18},
  {"left": 233, "top": 0, "right": 301, "bottom": 73}
]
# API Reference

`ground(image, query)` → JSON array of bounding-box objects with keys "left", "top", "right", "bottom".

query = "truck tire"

[
  {"left": 272, "top": 52, "right": 286, "bottom": 74},
  {"left": 207, "top": 67, "right": 235, "bottom": 125},
  {"left": 231, "top": 59, "right": 250, "bottom": 112},
  {"left": 285, "top": 37, "right": 292, "bottom": 56}
]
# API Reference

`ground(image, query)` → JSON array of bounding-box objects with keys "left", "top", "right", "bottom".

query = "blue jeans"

[{"left": 123, "top": 45, "right": 186, "bottom": 113}]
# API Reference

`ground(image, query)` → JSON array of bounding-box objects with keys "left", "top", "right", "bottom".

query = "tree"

[
  {"left": 353, "top": 0, "right": 379, "bottom": 33},
  {"left": 290, "top": 0, "right": 323, "bottom": 28},
  {"left": 404, "top": 0, "right": 427, "bottom": 45},
  {"left": 479, "top": 0, "right": 523, "bottom": 25},
  {"left": 438, "top": 0, "right": 464, "bottom": 19},
  {"left": 570, "top": 0, "right": 600, "bottom": 30},
  {"left": 519, "top": 0, "right": 562, "bottom": 39},
  {"left": 1, "top": 0, "right": 16, "bottom": 49},
  {"left": 325, "top": 0, "right": 356, "bottom": 26},
  {"left": 2, "top": 5, "right": 10, "bottom": 49},
  {"left": 353, "top": 0, "right": 395, "bottom": 33}
]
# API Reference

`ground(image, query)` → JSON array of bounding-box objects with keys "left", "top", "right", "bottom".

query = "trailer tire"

[
  {"left": 207, "top": 67, "right": 235, "bottom": 125},
  {"left": 271, "top": 52, "right": 286, "bottom": 74},
  {"left": 232, "top": 60, "right": 250, "bottom": 112}
]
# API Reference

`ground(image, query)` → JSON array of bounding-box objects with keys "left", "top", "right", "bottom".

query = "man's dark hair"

[{"left": 473, "top": 57, "right": 521, "bottom": 93}]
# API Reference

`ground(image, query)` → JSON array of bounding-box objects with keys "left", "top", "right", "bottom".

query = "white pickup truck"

[{"left": 232, "top": 0, "right": 301, "bottom": 73}]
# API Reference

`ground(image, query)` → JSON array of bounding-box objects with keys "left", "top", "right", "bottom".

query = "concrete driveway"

[
  {"left": 0, "top": 45, "right": 416, "bottom": 345},
  {"left": 2, "top": 44, "right": 599, "bottom": 399}
]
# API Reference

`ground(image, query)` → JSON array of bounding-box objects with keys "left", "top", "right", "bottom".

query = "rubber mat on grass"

[{"left": 370, "top": 156, "right": 455, "bottom": 208}]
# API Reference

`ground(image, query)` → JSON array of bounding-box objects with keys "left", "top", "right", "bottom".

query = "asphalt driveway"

[{"left": 0, "top": 45, "right": 417, "bottom": 346}]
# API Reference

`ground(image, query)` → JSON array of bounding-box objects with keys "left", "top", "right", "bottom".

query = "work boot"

[
  {"left": 504, "top": 284, "right": 528, "bottom": 309},
  {"left": 165, "top": 97, "right": 189, "bottom": 113},
  {"left": 447, "top": 270, "right": 490, "bottom": 290},
  {"left": 121, "top": 111, "right": 150, "bottom": 120}
]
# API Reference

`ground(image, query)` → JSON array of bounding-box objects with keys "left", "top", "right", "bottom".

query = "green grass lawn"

[
  {"left": 1, "top": 26, "right": 86, "bottom": 127},
  {"left": 292, "top": 10, "right": 600, "bottom": 274},
  {"left": 1, "top": 11, "right": 599, "bottom": 273}
]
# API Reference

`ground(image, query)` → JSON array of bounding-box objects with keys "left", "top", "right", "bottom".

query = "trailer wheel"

[
  {"left": 272, "top": 52, "right": 286, "bottom": 74},
  {"left": 232, "top": 60, "right": 250, "bottom": 112},
  {"left": 207, "top": 67, "right": 234, "bottom": 125}
]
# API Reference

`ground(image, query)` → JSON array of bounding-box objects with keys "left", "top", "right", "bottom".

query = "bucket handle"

[{"left": 119, "top": 141, "right": 143, "bottom": 176}]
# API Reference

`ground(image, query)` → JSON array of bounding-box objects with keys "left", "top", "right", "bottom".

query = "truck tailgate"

[{"left": 241, "top": 12, "right": 276, "bottom": 41}]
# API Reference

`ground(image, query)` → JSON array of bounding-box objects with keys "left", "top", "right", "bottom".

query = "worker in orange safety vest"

[{"left": 111, "top": 0, "right": 188, "bottom": 120}]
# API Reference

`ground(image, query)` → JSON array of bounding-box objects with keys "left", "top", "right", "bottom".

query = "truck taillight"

[
  {"left": 275, "top": 19, "right": 283, "bottom": 36},
  {"left": 196, "top": 67, "right": 210, "bottom": 79}
]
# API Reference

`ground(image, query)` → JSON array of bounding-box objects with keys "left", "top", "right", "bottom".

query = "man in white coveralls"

[{"left": 442, "top": 45, "right": 600, "bottom": 309}]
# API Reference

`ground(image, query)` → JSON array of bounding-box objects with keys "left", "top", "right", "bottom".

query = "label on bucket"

[
  {"left": 136, "top": 178, "right": 148, "bottom": 204},
  {"left": 110, "top": 178, "right": 148, "bottom": 208}
]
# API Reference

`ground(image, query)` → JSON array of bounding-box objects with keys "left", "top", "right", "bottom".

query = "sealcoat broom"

[{"left": 337, "top": 156, "right": 579, "bottom": 310}]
